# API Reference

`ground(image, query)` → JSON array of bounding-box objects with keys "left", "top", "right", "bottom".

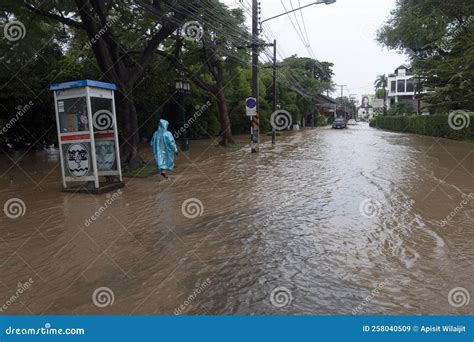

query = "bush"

[
  {"left": 315, "top": 116, "right": 328, "bottom": 127},
  {"left": 387, "top": 102, "right": 413, "bottom": 116},
  {"left": 371, "top": 114, "right": 474, "bottom": 141}
]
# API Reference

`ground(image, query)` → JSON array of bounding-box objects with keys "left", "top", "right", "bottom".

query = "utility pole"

[
  {"left": 337, "top": 84, "right": 347, "bottom": 118},
  {"left": 251, "top": 0, "right": 260, "bottom": 153},
  {"left": 272, "top": 39, "right": 277, "bottom": 145},
  {"left": 349, "top": 94, "right": 357, "bottom": 119}
]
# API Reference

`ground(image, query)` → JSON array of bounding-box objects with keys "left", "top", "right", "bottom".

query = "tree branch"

[
  {"left": 130, "top": 0, "right": 186, "bottom": 84},
  {"left": 24, "top": 1, "right": 84, "bottom": 29}
]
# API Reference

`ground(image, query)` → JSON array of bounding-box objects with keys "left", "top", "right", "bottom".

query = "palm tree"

[{"left": 374, "top": 74, "right": 387, "bottom": 115}]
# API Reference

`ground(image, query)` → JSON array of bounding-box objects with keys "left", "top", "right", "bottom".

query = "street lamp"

[
  {"left": 260, "top": 0, "right": 336, "bottom": 26},
  {"left": 175, "top": 72, "right": 191, "bottom": 152}
]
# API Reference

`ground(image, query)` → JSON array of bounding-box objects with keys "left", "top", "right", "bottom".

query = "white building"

[{"left": 387, "top": 65, "right": 426, "bottom": 112}]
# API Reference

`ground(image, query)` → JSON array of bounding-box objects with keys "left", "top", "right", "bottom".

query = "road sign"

[{"left": 246, "top": 97, "right": 257, "bottom": 116}]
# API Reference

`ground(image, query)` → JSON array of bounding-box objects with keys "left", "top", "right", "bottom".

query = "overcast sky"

[{"left": 224, "top": 0, "right": 408, "bottom": 104}]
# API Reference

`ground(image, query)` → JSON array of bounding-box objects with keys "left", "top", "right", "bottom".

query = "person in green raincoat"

[{"left": 151, "top": 119, "right": 178, "bottom": 179}]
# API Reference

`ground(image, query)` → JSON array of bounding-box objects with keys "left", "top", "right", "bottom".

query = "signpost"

[
  {"left": 246, "top": 97, "right": 259, "bottom": 153},
  {"left": 50, "top": 80, "right": 124, "bottom": 194}
]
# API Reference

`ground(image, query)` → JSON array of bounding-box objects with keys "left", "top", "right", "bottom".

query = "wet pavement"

[{"left": 0, "top": 123, "right": 473, "bottom": 315}]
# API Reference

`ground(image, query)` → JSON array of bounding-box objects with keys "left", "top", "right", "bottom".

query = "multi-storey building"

[{"left": 387, "top": 65, "right": 426, "bottom": 112}]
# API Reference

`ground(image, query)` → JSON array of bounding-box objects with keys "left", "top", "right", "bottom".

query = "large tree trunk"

[
  {"left": 215, "top": 89, "right": 234, "bottom": 146},
  {"left": 116, "top": 87, "right": 143, "bottom": 169}
]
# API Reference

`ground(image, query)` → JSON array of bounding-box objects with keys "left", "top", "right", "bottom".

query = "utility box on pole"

[{"left": 49, "top": 80, "right": 124, "bottom": 194}]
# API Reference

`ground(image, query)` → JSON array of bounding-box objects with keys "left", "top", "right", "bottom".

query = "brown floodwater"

[{"left": 0, "top": 123, "right": 473, "bottom": 315}]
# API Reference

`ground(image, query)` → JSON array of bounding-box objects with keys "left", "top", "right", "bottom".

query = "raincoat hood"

[{"left": 158, "top": 119, "right": 169, "bottom": 131}]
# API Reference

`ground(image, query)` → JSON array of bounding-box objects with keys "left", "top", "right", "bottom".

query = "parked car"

[
  {"left": 347, "top": 119, "right": 357, "bottom": 125},
  {"left": 332, "top": 117, "right": 347, "bottom": 129}
]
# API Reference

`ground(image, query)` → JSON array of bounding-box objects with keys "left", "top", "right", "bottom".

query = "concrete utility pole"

[
  {"left": 251, "top": 0, "right": 260, "bottom": 153},
  {"left": 337, "top": 84, "right": 347, "bottom": 118},
  {"left": 340, "top": 84, "right": 345, "bottom": 99}
]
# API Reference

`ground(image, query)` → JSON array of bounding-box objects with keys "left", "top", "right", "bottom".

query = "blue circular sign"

[{"left": 246, "top": 98, "right": 257, "bottom": 109}]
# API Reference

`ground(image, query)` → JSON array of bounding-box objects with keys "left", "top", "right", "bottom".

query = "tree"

[
  {"left": 22, "top": 0, "right": 202, "bottom": 168},
  {"left": 377, "top": 0, "right": 474, "bottom": 111},
  {"left": 263, "top": 55, "right": 334, "bottom": 125},
  {"left": 150, "top": 1, "right": 250, "bottom": 145},
  {"left": 374, "top": 74, "right": 387, "bottom": 115},
  {"left": 336, "top": 97, "right": 356, "bottom": 118},
  {"left": 0, "top": 2, "right": 67, "bottom": 149}
]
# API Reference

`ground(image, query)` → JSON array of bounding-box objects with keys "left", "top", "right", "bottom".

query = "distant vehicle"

[
  {"left": 332, "top": 117, "right": 347, "bottom": 129},
  {"left": 347, "top": 119, "right": 357, "bottom": 125}
]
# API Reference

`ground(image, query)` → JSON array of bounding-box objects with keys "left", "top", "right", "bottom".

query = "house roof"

[
  {"left": 395, "top": 64, "right": 410, "bottom": 73},
  {"left": 315, "top": 93, "right": 337, "bottom": 105}
]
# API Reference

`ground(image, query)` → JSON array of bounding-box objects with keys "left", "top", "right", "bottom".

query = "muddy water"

[{"left": 0, "top": 123, "right": 473, "bottom": 315}]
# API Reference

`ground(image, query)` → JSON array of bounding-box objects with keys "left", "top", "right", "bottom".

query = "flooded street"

[{"left": 0, "top": 123, "right": 473, "bottom": 315}]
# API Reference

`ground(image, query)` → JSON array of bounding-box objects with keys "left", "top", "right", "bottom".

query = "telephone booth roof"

[{"left": 49, "top": 79, "right": 117, "bottom": 91}]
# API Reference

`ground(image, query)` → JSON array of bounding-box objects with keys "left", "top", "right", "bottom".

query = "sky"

[{"left": 224, "top": 0, "right": 408, "bottom": 105}]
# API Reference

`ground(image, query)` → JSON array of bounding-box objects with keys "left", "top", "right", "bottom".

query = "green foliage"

[
  {"left": 377, "top": 0, "right": 474, "bottom": 110},
  {"left": 374, "top": 74, "right": 387, "bottom": 90},
  {"left": 0, "top": 1, "right": 335, "bottom": 150},
  {"left": 258, "top": 55, "right": 335, "bottom": 132},
  {"left": 315, "top": 116, "right": 328, "bottom": 126},
  {"left": 0, "top": 8, "right": 66, "bottom": 148},
  {"left": 375, "top": 89, "right": 385, "bottom": 99},
  {"left": 371, "top": 114, "right": 474, "bottom": 140},
  {"left": 335, "top": 96, "right": 357, "bottom": 114},
  {"left": 387, "top": 103, "right": 413, "bottom": 116}
]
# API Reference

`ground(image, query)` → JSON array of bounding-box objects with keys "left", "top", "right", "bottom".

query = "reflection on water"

[{"left": 0, "top": 123, "right": 473, "bottom": 315}]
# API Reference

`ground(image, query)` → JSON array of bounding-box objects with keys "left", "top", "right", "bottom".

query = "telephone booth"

[{"left": 49, "top": 80, "right": 124, "bottom": 194}]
